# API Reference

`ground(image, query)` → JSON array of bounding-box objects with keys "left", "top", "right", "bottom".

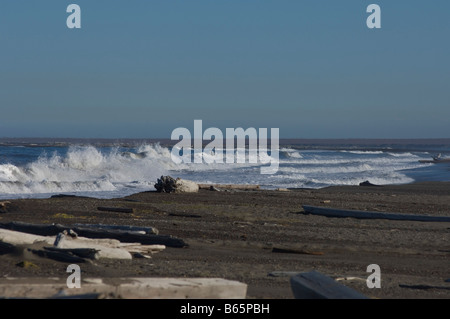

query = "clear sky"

[{"left": 1, "top": 1, "right": 449, "bottom": 138}]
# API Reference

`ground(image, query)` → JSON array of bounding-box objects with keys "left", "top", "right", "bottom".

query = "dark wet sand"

[{"left": 1, "top": 181, "right": 450, "bottom": 299}]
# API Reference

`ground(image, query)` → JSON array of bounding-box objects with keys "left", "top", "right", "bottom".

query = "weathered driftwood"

[
  {"left": 272, "top": 247, "right": 324, "bottom": 256},
  {"left": 290, "top": 271, "right": 368, "bottom": 299},
  {"left": 118, "top": 243, "right": 165, "bottom": 251},
  {"left": 168, "top": 213, "right": 202, "bottom": 218},
  {"left": 399, "top": 284, "right": 450, "bottom": 291},
  {"left": 121, "top": 244, "right": 165, "bottom": 255},
  {"left": 0, "top": 227, "right": 165, "bottom": 261},
  {"left": 57, "top": 234, "right": 165, "bottom": 257},
  {"left": 29, "top": 248, "right": 88, "bottom": 263},
  {"left": 67, "top": 226, "right": 186, "bottom": 248},
  {"left": 0, "top": 222, "right": 187, "bottom": 248},
  {"left": 0, "top": 222, "right": 66, "bottom": 237},
  {"left": 0, "top": 229, "right": 132, "bottom": 260},
  {"left": 54, "top": 233, "right": 133, "bottom": 259},
  {"left": 0, "top": 228, "right": 54, "bottom": 246},
  {"left": 302, "top": 205, "right": 450, "bottom": 223},
  {"left": 97, "top": 207, "right": 135, "bottom": 214},
  {"left": 1, "top": 240, "right": 96, "bottom": 261},
  {"left": 44, "top": 246, "right": 99, "bottom": 259},
  {"left": 132, "top": 252, "right": 152, "bottom": 259},
  {"left": 73, "top": 223, "right": 158, "bottom": 235},
  {"left": 0, "top": 277, "right": 248, "bottom": 299},
  {"left": 154, "top": 176, "right": 199, "bottom": 193},
  {"left": 198, "top": 184, "right": 260, "bottom": 190}
]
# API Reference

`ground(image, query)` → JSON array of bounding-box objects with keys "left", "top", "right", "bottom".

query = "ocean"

[{"left": 1, "top": 138, "right": 450, "bottom": 200}]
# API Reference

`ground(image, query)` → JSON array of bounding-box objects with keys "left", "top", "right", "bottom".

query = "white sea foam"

[
  {"left": 387, "top": 152, "right": 417, "bottom": 157},
  {"left": 280, "top": 148, "right": 303, "bottom": 158},
  {"left": 0, "top": 143, "right": 444, "bottom": 199},
  {"left": 341, "top": 150, "right": 385, "bottom": 155},
  {"left": 0, "top": 144, "right": 170, "bottom": 198}
]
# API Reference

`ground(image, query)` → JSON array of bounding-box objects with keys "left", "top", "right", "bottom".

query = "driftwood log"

[
  {"left": 399, "top": 284, "right": 450, "bottom": 291},
  {"left": 168, "top": 213, "right": 202, "bottom": 218},
  {"left": 198, "top": 184, "right": 260, "bottom": 190},
  {"left": 0, "top": 229, "right": 133, "bottom": 260},
  {"left": 302, "top": 205, "right": 450, "bottom": 223},
  {"left": 73, "top": 223, "right": 158, "bottom": 235},
  {"left": 0, "top": 228, "right": 167, "bottom": 261},
  {"left": 272, "top": 247, "right": 324, "bottom": 256},
  {"left": 28, "top": 248, "right": 88, "bottom": 263},
  {"left": 290, "top": 271, "right": 368, "bottom": 299},
  {"left": 43, "top": 247, "right": 100, "bottom": 259},
  {"left": 0, "top": 221, "right": 187, "bottom": 248},
  {"left": 0, "top": 228, "right": 54, "bottom": 246},
  {"left": 97, "top": 207, "right": 135, "bottom": 214},
  {"left": 55, "top": 234, "right": 133, "bottom": 259}
]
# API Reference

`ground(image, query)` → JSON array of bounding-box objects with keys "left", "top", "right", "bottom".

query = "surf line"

[{"left": 170, "top": 120, "right": 279, "bottom": 174}]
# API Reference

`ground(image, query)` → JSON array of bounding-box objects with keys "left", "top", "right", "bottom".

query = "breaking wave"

[
  {"left": 0, "top": 144, "right": 443, "bottom": 199},
  {"left": 0, "top": 144, "right": 172, "bottom": 198}
]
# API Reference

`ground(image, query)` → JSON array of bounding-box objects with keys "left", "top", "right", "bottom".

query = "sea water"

[{"left": 0, "top": 139, "right": 449, "bottom": 199}]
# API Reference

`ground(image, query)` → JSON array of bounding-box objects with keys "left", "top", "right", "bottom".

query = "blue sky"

[{"left": 1, "top": 1, "right": 449, "bottom": 138}]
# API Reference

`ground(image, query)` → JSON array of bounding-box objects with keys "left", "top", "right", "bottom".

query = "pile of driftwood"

[
  {"left": 154, "top": 176, "right": 199, "bottom": 193},
  {"left": 0, "top": 221, "right": 187, "bottom": 263},
  {"left": 153, "top": 176, "right": 261, "bottom": 193}
]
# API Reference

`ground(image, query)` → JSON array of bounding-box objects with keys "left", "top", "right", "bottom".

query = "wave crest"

[{"left": 0, "top": 144, "right": 170, "bottom": 197}]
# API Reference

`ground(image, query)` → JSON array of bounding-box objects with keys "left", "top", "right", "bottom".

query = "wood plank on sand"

[
  {"left": 290, "top": 271, "right": 368, "bottom": 299},
  {"left": 302, "top": 205, "right": 450, "bottom": 222}
]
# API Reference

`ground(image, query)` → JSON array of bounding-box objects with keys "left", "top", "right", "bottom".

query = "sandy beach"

[{"left": 0, "top": 181, "right": 449, "bottom": 299}]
